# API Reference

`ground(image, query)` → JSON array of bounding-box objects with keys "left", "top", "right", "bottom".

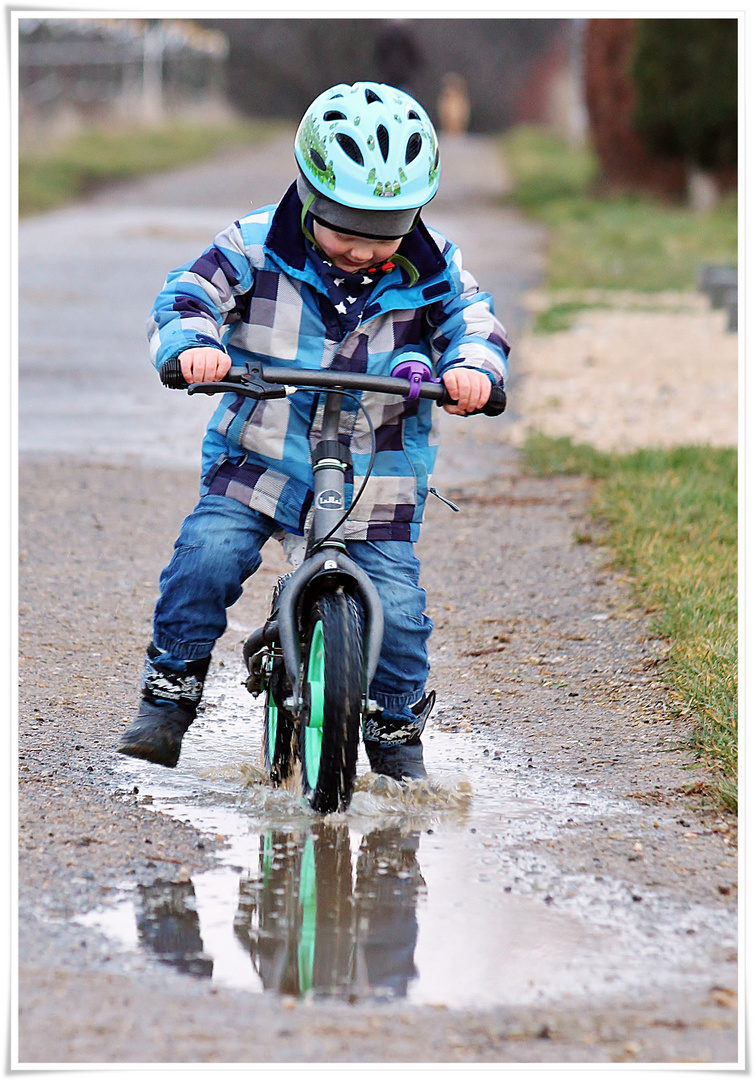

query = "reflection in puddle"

[
  {"left": 92, "top": 664, "right": 736, "bottom": 1008},
  {"left": 234, "top": 824, "right": 423, "bottom": 1000},
  {"left": 137, "top": 880, "right": 214, "bottom": 979}
]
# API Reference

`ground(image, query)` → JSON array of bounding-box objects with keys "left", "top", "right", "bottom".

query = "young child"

[{"left": 118, "top": 81, "right": 509, "bottom": 780}]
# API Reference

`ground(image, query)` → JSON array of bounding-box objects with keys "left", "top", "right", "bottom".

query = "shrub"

[{"left": 632, "top": 18, "right": 738, "bottom": 172}]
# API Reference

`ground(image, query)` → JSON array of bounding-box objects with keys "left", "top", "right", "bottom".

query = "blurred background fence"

[
  {"left": 18, "top": 17, "right": 231, "bottom": 144},
  {"left": 18, "top": 18, "right": 584, "bottom": 145}
]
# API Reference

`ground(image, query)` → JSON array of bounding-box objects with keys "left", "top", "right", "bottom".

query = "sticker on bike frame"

[{"left": 315, "top": 489, "right": 344, "bottom": 511}]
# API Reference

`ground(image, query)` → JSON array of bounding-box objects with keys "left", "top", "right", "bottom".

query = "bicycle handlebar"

[{"left": 159, "top": 357, "right": 506, "bottom": 417}]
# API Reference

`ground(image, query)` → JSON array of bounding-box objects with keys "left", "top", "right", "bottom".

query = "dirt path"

[
  {"left": 17, "top": 455, "right": 738, "bottom": 1066},
  {"left": 16, "top": 133, "right": 738, "bottom": 1067}
]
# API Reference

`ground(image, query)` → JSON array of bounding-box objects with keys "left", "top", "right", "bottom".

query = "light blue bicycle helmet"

[{"left": 295, "top": 81, "right": 441, "bottom": 239}]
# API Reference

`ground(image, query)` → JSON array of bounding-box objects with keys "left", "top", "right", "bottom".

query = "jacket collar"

[{"left": 264, "top": 182, "right": 450, "bottom": 289}]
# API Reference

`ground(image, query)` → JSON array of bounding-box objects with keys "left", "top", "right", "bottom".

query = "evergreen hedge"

[{"left": 631, "top": 18, "right": 738, "bottom": 171}]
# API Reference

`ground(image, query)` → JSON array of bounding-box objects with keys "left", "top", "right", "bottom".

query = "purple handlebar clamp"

[{"left": 392, "top": 359, "right": 440, "bottom": 401}]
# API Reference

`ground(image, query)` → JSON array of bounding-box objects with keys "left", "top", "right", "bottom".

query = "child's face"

[{"left": 313, "top": 222, "right": 402, "bottom": 273}]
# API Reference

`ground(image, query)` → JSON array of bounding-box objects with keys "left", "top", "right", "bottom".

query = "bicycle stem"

[{"left": 310, "top": 391, "right": 350, "bottom": 553}]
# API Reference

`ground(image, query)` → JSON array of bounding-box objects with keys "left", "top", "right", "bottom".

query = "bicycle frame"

[
  {"left": 168, "top": 357, "right": 505, "bottom": 718},
  {"left": 269, "top": 384, "right": 385, "bottom": 714}
]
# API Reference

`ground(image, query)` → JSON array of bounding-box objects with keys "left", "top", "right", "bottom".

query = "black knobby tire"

[
  {"left": 299, "top": 588, "right": 363, "bottom": 814},
  {"left": 263, "top": 657, "right": 298, "bottom": 785}
]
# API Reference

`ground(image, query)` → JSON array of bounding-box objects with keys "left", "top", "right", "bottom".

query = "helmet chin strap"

[
  {"left": 388, "top": 252, "right": 420, "bottom": 286},
  {"left": 300, "top": 192, "right": 319, "bottom": 248}
]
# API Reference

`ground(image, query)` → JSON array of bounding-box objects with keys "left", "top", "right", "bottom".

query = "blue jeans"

[{"left": 152, "top": 495, "right": 433, "bottom": 731}]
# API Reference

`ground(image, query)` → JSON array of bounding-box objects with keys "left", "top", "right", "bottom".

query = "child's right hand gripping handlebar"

[{"left": 158, "top": 357, "right": 506, "bottom": 416}]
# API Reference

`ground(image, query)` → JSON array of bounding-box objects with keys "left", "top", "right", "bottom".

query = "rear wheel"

[
  {"left": 299, "top": 589, "right": 363, "bottom": 814},
  {"left": 263, "top": 657, "right": 298, "bottom": 785}
]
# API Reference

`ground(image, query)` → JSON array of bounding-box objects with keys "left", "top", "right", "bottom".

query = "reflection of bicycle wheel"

[
  {"left": 307, "top": 823, "right": 357, "bottom": 993},
  {"left": 295, "top": 824, "right": 357, "bottom": 994},
  {"left": 264, "top": 657, "right": 298, "bottom": 785},
  {"left": 235, "top": 831, "right": 303, "bottom": 995},
  {"left": 300, "top": 589, "right": 362, "bottom": 813},
  {"left": 234, "top": 825, "right": 356, "bottom": 996}
]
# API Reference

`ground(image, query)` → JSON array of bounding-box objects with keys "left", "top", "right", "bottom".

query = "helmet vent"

[
  {"left": 324, "top": 110, "right": 347, "bottom": 121},
  {"left": 365, "top": 88, "right": 383, "bottom": 104},
  {"left": 408, "top": 110, "right": 420, "bottom": 120},
  {"left": 405, "top": 132, "right": 422, "bottom": 164},
  {"left": 309, "top": 149, "right": 327, "bottom": 171},
  {"left": 335, "top": 133, "right": 364, "bottom": 166},
  {"left": 376, "top": 124, "right": 390, "bottom": 162}
]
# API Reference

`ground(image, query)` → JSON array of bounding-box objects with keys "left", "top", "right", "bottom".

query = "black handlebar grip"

[
  {"left": 438, "top": 383, "right": 507, "bottom": 416},
  {"left": 481, "top": 385, "right": 507, "bottom": 416},
  {"left": 159, "top": 357, "right": 188, "bottom": 389}
]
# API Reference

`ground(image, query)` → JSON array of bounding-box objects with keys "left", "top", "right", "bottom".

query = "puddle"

[{"left": 89, "top": 665, "right": 736, "bottom": 1008}]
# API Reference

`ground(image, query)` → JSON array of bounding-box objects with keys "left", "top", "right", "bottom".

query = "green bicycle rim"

[
  {"left": 261, "top": 830, "right": 274, "bottom": 885},
  {"left": 297, "top": 836, "right": 317, "bottom": 993},
  {"left": 304, "top": 620, "right": 325, "bottom": 790},
  {"left": 265, "top": 695, "right": 278, "bottom": 767}
]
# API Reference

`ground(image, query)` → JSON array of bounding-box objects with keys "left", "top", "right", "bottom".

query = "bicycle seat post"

[{"left": 310, "top": 390, "right": 352, "bottom": 552}]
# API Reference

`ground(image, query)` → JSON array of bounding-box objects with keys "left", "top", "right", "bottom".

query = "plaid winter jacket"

[{"left": 147, "top": 183, "right": 509, "bottom": 541}]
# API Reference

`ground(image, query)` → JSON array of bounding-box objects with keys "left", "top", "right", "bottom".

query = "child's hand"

[
  {"left": 179, "top": 347, "right": 231, "bottom": 384},
  {"left": 441, "top": 368, "right": 492, "bottom": 415}
]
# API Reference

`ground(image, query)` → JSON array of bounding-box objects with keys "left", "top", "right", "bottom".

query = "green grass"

[
  {"left": 531, "top": 299, "right": 613, "bottom": 334},
  {"left": 19, "top": 119, "right": 279, "bottom": 216},
  {"left": 508, "top": 127, "right": 739, "bottom": 811},
  {"left": 524, "top": 434, "right": 738, "bottom": 811},
  {"left": 501, "top": 125, "right": 738, "bottom": 296}
]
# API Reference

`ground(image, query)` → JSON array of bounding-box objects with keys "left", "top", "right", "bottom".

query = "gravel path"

[{"left": 16, "top": 132, "right": 738, "bottom": 1067}]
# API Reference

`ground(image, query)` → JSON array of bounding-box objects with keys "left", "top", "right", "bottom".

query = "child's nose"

[{"left": 349, "top": 240, "right": 373, "bottom": 261}]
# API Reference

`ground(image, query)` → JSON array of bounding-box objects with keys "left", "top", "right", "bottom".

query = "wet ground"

[
  {"left": 16, "top": 131, "right": 739, "bottom": 1067},
  {"left": 87, "top": 667, "right": 736, "bottom": 1014}
]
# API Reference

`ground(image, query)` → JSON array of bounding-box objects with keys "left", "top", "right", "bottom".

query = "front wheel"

[{"left": 299, "top": 589, "right": 363, "bottom": 814}]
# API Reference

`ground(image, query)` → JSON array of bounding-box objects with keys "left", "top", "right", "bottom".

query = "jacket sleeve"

[
  {"left": 146, "top": 220, "right": 255, "bottom": 371},
  {"left": 427, "top": 241, "right": 510, "bottom": 386}
]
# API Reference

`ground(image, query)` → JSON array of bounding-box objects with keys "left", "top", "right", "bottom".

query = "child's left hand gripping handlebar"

[{"left": 159, "top": 357, "right": 506, "bottom": 416}]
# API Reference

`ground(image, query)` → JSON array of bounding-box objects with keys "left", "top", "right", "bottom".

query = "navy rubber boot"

[
  {"left": 364, "top": 738, "right": 427, "bottom": 781},
  {"left": 118, "top": 644, "right": 211, "bottom": 768},
  {"left": 364, "top": 690, "right": 435, "bottom": 781}
]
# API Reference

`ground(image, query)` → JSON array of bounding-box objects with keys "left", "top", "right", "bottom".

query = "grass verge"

[
  {"left": 19, "top": 119, "right": 279, "bottom": 216},
  {"left": 501, "top": 125, "right": 737, "bottom": 308},
  {"left": 524, "top": 433, "right": 738, "bottom": 812}
]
